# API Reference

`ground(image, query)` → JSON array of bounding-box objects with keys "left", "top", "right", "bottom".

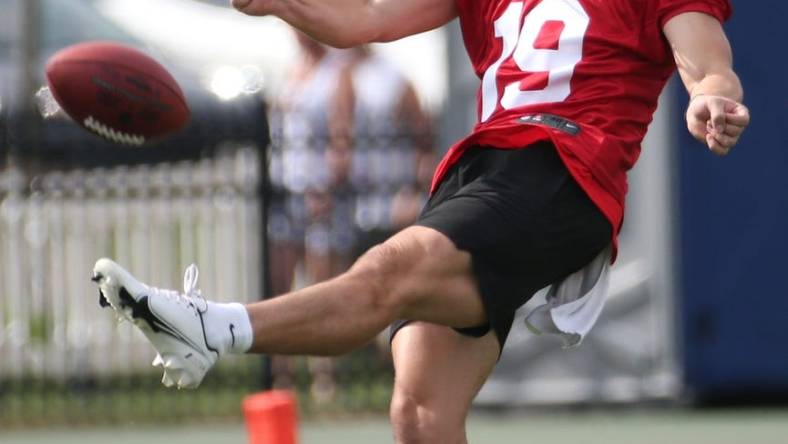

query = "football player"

[{"left": 94, "top": 1, "right": 748, "bottom": 442}]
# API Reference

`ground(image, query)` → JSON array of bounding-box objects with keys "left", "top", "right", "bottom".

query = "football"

[{"left": 45, "top": 41, "right": 190, "bottom": 145}]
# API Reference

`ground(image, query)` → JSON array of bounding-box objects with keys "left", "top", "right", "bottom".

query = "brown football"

[{"left": 45, "top": 41, "right": 190, "bottom": 145}]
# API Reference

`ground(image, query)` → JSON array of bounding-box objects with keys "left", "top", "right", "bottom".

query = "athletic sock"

[{"left": 205, "top": 302, "right": 253, "bottom": 354}]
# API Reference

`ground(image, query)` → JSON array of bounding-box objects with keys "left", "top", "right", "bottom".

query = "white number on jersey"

[{"left": 481, "top": 0, "right": 590, "bottom": 122}]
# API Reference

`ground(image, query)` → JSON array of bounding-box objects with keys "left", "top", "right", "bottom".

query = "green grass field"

[{"left": 3, "top": 408, "right": 788, "bottom": 444}]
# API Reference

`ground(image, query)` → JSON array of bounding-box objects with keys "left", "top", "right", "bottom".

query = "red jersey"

[{"left": 433, "top": 0, "right": 732, "bottom": 256}]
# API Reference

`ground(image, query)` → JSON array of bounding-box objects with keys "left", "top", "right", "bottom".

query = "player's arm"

[
  {"left": 663, "top": 12, "right": 750, "bottom": 156},
  {"left": 231, "top": 0, "right": 457, "bottom": 48}
]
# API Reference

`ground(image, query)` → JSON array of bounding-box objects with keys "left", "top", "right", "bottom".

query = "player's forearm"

[
  {"left": 664, "top": 12, "right": 743, "bottom": 102},
  {"left": 234, "top": 0, "right": 457, "bottom": 48},
  {"left": 269, "top": 0, "right": 381, "bottom": 48}
]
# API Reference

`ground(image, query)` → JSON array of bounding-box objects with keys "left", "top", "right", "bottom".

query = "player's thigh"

[
  {"left": 390, "top": 322, "right": 499, "bottom": 428},
  {"left": 352, "top": 225, "right": 486, "bottom": 328}
]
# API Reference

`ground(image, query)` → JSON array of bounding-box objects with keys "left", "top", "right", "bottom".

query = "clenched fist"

[{"left": 686, "top": 94, "right": 750, "bottom": 156}]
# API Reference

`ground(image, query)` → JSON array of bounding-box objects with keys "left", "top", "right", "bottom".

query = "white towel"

[{"left": 524, "top": 245, "right": 611, "bottom": 348}]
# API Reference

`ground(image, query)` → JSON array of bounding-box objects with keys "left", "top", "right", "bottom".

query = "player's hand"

[
  {"left": 686, "top": 94, "right": 750, "bottom": 156},
  {"left": 231, "top": 0, "right": 277, "bottom": 16}
]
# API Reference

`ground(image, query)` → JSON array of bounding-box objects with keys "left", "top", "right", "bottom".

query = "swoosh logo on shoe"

[
  {"left": 229, "top": 324, "right": 236, "bottom": 348},
  {"left": 119, "top": 287, "right": 205, "bottom": 353}
]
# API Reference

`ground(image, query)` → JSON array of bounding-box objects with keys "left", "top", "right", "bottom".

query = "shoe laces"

[{"left": 148, "top": 264, "right": 208, "bottom": 313}]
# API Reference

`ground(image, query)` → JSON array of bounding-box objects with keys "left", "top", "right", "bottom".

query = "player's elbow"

[
  {"left": 321, "top": 37, "right": 354, "bottom": 49},
  {"left": 322, "top": 25, "right": 381, "bottom": 49},
  {"left": 325, "top": 35, "right": 367, "bottom": 49},
  {"left": 373, "top": 31, "right": 403, "bottom": 44},
  {"left": 344, "top": 10, "right": 400, "bottom": 46}
]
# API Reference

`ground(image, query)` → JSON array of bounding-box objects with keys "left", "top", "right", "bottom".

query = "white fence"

[{"left": 0, "top": 146, "right": 263, "bottom": 381}]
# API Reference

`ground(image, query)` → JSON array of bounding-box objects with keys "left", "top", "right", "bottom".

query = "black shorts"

[{"left": 390, "top": 142, "right": 612, "bottom": 351}]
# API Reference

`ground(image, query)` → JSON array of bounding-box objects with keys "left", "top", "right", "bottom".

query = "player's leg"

[
  {"left": 244, "top": 224, "right": 486, "bottom": 355},
  {"left": 389, "top": 322, "right": 499, "bottom": 444},
  {"left": 92, "top": 224, "right": 487, "bottom": 387},
  {"left": 93, "top": 143, "right": 611, "bottom": 388}
]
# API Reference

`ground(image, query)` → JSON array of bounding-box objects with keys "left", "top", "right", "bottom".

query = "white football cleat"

[{"left": 92, "top": 258, "right": 223, "bottom": 389}]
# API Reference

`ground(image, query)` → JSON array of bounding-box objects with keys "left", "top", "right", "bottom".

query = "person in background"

[
  {"left": 303, "top": 44, "right": 437, "bottom": 399},
  {"left": 266, "top": 31, "right": 353, "bottom": 396},
  {"left": 267, "top": 31, "right": 351, "bottom": 294},
  {"left": 341, "top": 45, "right": 435, "bottom": 254}
]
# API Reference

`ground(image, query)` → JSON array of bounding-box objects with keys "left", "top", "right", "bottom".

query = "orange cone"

[{"left": 243, "top": 390, "right": 299, "bottom": 444}]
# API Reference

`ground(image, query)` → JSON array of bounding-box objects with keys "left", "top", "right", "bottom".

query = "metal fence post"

[{"left": 259, "top": 110, "right": 274, "bottom": 391}]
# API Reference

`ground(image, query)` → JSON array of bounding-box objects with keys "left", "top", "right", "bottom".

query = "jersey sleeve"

[{"left": 656, "top": 0, "right": 732, "bottom": 29}]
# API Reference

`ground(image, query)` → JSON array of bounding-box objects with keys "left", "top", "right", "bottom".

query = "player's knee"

[
  {"left": 348, "top": 227, "right": 459, "bottom": 318},
  {"left": 348, "top": 240, "right": 415, "bottom": 315},
  {"left": 390, "top": 392, "right": 464, "bottom": 444}
]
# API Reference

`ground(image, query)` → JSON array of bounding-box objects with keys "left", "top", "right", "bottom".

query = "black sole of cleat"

[{"left": 91, "top": 272, "right": 103, "bottom": 283}]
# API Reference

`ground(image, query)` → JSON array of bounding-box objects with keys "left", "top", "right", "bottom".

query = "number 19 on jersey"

[{"left": 481, "top": 0, "right": 590, "bottom": 122}]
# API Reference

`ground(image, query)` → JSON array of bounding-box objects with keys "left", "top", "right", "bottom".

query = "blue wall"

[{"left": 677, "top": 0, "right": 788, "bottom": 399}]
